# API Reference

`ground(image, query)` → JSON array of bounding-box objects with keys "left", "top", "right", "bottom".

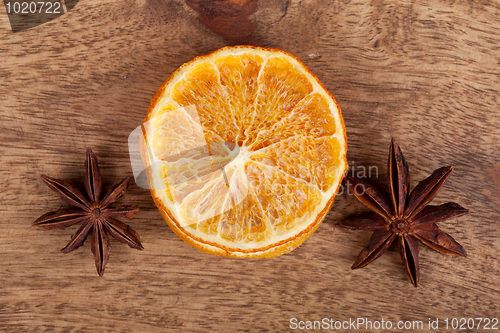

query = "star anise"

[
  {"left": 33, "top": 148, "right": 143, "bottom": 276},
  {"left": 337, "top": 139, "right": 468, "bottom": 287}
]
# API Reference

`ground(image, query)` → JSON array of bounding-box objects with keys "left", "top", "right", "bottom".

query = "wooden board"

[{"left": 1, "top": 0, "right": 499, "bottom": 331}]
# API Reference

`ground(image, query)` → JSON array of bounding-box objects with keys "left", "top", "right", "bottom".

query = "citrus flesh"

[{"left": 141, "top": 46, "right": 347, "bottom": 258}]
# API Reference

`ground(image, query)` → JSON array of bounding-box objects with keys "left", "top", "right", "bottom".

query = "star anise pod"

[
  {"left": 33, "top": 148, "right": 143, "bottom": 276},
  {"left": 337, "top": 139, "right": 468, "bottom": 287}
]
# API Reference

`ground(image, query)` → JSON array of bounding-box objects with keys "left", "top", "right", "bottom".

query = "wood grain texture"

[{"left": 1, "top": 0, "right": 499, "bottom": 331}]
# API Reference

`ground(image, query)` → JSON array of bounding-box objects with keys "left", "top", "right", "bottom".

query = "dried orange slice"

[{"left": 141, "top": 46, "right": 347, "bottom": 258}]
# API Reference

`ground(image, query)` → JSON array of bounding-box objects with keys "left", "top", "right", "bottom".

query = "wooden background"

[{"left": 1, "top": 0, "right": 500, "bottom": 331}]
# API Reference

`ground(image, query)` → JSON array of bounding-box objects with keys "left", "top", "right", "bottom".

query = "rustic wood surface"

[{"left": 1, "top": 0, "right": 499, "bottom": 331}]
